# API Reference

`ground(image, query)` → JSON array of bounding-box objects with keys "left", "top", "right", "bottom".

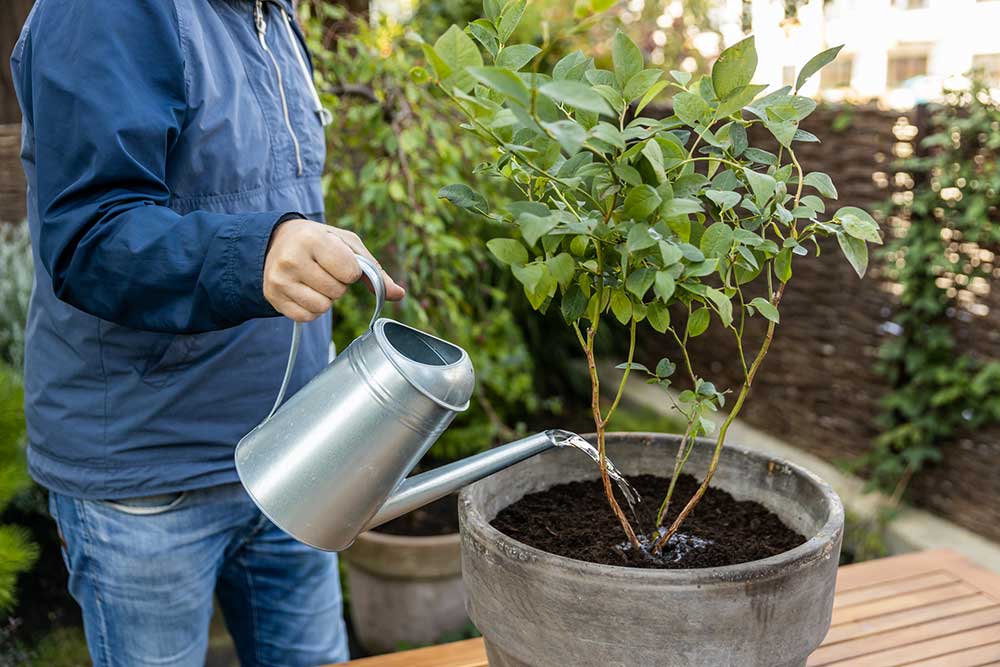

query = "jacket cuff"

[{"left": 225, "top": 211, "right": 304, "bottom": 320}]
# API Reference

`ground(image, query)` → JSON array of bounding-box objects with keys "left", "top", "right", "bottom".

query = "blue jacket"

[{"left": 11, "top": 0, "right": 332, "bottom": 499}]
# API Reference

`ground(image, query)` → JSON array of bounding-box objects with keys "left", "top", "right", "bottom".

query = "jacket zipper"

[
  {"left": 279, "top": 8, "right": 333, "bottom": 127},
  {"left": 254, "top": 0, "right": 303, "bottom": 176}
]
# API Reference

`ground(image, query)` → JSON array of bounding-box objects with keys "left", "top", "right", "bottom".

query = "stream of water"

[{"left": 545, "top": 429, "right": 643, "bottom": 527}]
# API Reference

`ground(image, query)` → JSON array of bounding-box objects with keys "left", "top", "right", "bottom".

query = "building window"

[
  {"left": 821, "top": 55, "right": 854, "bottom": 89},
  {"left": 972, "top": 53, "right": 1000, "bottom": 84},
  {"left": 888, "top": 52, "right": 928, "bottom": 87}
]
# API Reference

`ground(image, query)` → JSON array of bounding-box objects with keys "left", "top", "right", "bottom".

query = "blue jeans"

[{"left": 48, "top": 483, "right": 349, "bottom": 666}]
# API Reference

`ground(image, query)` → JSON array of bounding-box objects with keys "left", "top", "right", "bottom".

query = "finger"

[
  {"left": 277, "top": 282, "right": 333, "bottom": 315},
  {"left": 275, "top": 300, "right": 321, "bottom": 323},
  {"left": 299, "top": 261, "right": 349, "bottom": 301},
  {"left": 326, "top": 229, "right": 405, "bottom": 299},
  {"left": 312, "top": 234, "right": 363, "bottom": 285}
]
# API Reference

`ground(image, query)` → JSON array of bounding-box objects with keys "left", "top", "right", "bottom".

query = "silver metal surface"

[{"left": 364, "top": 431, "right": 556, "bottom": 530}]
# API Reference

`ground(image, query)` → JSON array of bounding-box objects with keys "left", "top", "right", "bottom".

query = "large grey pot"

[{"left": 459, "top": 432, "right": 844, "bottom": 667}]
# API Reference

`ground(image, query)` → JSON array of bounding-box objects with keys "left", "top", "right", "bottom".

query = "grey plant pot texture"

[
  {"left": 458, "top": 432, "right": 844, "bottom": 667},
  {"left": 342, "top": 529, "right": 468, "bottom": 655}
]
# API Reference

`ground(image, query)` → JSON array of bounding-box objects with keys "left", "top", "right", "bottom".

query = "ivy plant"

[
  {"left": 424, "top": 0, "right": 880, "bottom": 553},
  {"left": 866, "top": 77, "right": 1000, "bottom": 495}
]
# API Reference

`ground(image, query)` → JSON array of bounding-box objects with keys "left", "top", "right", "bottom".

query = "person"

[{"left": 10, "top": 0, "right": 405, "bottom": 665}]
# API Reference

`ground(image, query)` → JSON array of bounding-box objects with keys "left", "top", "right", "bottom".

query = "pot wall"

[
  {"left": 459, "top": 432, "right": 844, "bottom": 667},
  {"left": 343, "top": 530, "right": 468, "bottom": 655}
]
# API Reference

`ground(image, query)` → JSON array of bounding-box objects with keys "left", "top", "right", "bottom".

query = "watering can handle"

[{"left": 264, "top": 253, "right": 386, "bottom": 422}]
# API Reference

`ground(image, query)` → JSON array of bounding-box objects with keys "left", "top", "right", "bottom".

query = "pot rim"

[
  {"left": 354, "top": 528, "right": 461, "bottom": 548},
  {"left": 460, "top": 431, "right": 844, "bottom": 585}
]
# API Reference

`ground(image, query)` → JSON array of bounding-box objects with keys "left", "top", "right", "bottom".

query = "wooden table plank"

[{"left": 342, "top": 549, "right": 1000, "bottom": 667}]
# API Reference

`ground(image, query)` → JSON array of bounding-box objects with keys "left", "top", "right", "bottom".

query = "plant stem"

[
  {"left": 602, "top": 318, "right": 637, "bottom": 427},
  {"left": 654, "top": 419, "right": 696, "bottom": 529},
  {"left": 652, "top": 282, "right": 787, "bottom": 554},
  {"left": 582, "top": 326, "right": 641, "bottom": 549}
]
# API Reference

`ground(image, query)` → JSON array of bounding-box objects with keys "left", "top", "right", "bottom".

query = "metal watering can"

[{"left": 235, "top": 255, "right": 558, "bottom": 551}]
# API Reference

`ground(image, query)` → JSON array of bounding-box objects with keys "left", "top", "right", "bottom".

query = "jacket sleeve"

[{"left": 16, "top": 0, "right": 288, "bottom": 334}]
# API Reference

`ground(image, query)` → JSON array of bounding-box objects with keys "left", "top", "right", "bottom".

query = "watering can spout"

[{"left": 363, "top": 431, "right": 558, "bottom": 531}]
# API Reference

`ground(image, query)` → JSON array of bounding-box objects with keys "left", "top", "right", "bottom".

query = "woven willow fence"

[{"left": 641, "top": 103, "right": 1000, "bottom": 542}]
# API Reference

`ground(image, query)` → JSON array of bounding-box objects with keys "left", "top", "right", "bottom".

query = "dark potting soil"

[
  {"left": 373, "top": 493, "right": 459, "bottom": 537},
  {"left": 491, "top": 473, "right": 805, "bottom": 569}
]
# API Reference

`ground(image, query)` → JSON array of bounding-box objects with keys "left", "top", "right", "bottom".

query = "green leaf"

[
  {"left": 706, "top": 189, "right": 740, "bottom": 212},
  {"left": 421, "top": 44, "right": 452, "bottom": 82},
  {"left": 749, "top": 297, "right": 780, "bottom": 323},
  {"left": 496, "top": 0, "right": 527, "bottom": 43},
  {"left": 612, "top": 30, "right": 643, "bottom": 87},
  {"left": 543, "top": 120, "right": 587, "bottom": 155},
  {"left": 646, "top": 302, "right": 670, "bottom": 332},
  {"left": 655, "top": 358, "right": 676, "bottom": 378},
  {"left": 636, "top": 80, "right": 668, "bottom": 114},
  {"left": 539, "top": 80, "right": 615, "bottom": 116},
  {"left": 512, "top": 262, "right": 544, "bottom": 293},
  {"left": 837, "top": 231, "right": 869, "bottom": 278},
  {"left": 700, "top": 222, "right": 733, "bottom": 259},
  {"left": 496, "top": 44, "right": 541, "bottom": 70},
  {"left": 705, "top": 287, "right": 733, "bottom": 327},
  {"left": 674, "top": 92, "right": 710, "bottom": 126},
  {"left": 774, "top": 248, "right": 793, "bottom": 283},
  {"left": 795, "top": 45, "right": 844, "bottom": 92},
  {"left": 468, "top": 66, "right": 530, "bottom": 106},
  {"left": 520, "top": 213, "right": 558, "bottom": 246},
  {"left": 615, "top": 361, "right": 649, "bottom": 372},
  {"left": 588, "top": 122, "right": 626, "bottom": 149},
  {"left": 484, "top": 0, "right": 504, "bottom": 21},
  {"left": 561, "top": 284, "right": 587, "bottom": 322},
  {"left": 626, "top": 224, "right": 656, "bottom": 253},
  {"left": 487, "top": 238, "right": 529, "bottom": 265},
  {"left": 687, "top": 308, "right": 711, "bottom": 337},
  {"left": 438, "top": 183, "right": 488, "bottom": 212},
  {"left": 659, "top": 241, "right": 683, "bottom": 266},
  {"left": 624, "top": 68, "right": 663, "bottom": 102},
  {"left": 804, "top": 171, "right": 838, "bottom": 199},
  {"left": 660, "top": 197, "right": 703, "bottom": 217},
  {"left": 623, "top": 185, "right": 662, "bottom": 221},
  {"left": 712, "top": 36, "right": 757, "bottom": 99},
  {"left": 626, "top": 268, "right": 656, "bottom": 298},
  {"left": 653, "top": 271, "right": 676, "bottom": 301},
  {"left": 837, "top": 206, "right": 882, "bottom": 244},
  {"left": 743, "top": 168, "right": 776, "bottom": 207},
  {"left": 434, "top": 25, "right": 483, "bottom": 92},
  {"left": 765, "top": 119, "right": 798, "bottom": 147},
  {"left": 610, "top": 290, "right": 633, "bottom": 324},
  {"left": 641, "top": 139, "right": 666, "bottom": 184},
  {"left": 716, "top": 84, "right": 768, "bottom": 118},
  {"left": 547, "top": 253, "right": 576, "bottom": 289}
]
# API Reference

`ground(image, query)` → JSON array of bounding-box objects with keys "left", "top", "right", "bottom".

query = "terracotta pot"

[{"left": 459, "top": 432, "right": 844, "bottom": 667}]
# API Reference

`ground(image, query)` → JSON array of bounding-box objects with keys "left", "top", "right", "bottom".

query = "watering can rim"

[{"left": 368, "top": 316, "right": 473, "bottom": 413}]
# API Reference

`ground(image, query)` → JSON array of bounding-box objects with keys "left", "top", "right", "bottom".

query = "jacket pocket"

[{"left": 99, "top": 491, "right": 188, "bottom": 515}]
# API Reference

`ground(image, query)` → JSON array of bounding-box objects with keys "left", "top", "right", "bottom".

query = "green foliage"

[
  {"left": 0, "top": 366, "right": 36, "bottom": 613},
  {"left": 299, "top": 4, "right": 542, "bottom": 462},
  {"left": 865, "top": 79, "right": 1000, "bottom": 493},
  {"left": 27, "top": 627, "right": 91, "bottom": 667},
  {"left": 425, "top": 2, "right": 876, "bottom": 547}
]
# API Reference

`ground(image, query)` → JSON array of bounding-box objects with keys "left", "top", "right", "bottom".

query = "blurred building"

[{"left": 717, "top": 0, "right": 1000, "bottom": 105}]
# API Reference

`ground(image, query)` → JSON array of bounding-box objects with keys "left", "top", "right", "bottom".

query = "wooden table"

[{"left": 343, "top": 549, "right": 1000, "bottom": 667}]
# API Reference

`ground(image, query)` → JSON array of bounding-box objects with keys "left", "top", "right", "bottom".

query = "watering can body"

[{"left": 235, "top": 256, "right": 556, "bottom": 551}]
